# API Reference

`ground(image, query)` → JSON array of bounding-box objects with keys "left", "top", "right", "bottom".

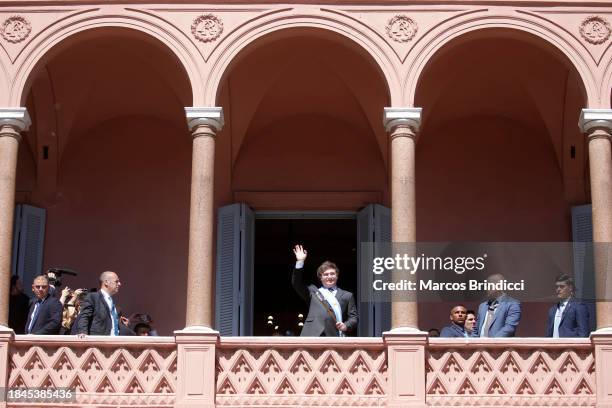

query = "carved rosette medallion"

[
  {"left": 191, "top": 14, "right": 224, "bottom": 43},
  {"left": 386, "top": 15, "right": 418, "bottom": 43},
  {"left": 1, "top": 16, "right": 31, "bottom": 43},
  {"left": 580, "top": 16, "right": 611, "bottom": 45}
]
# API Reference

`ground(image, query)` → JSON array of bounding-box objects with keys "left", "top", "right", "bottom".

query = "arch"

[
  {"left": 205, "top": 12, "right": 400, "bottom": 106},
  {"left": 10, "top": 13, "right": 202, "bottom": 106},
  {"left": 0, "top": 57, "right": 9, "bottom": 105},
  {"left": 407, "top": 16, "right": 596, "bottom": 107},
  {"left": 600, "top": 56, "right": 612, "bottom": 109}
]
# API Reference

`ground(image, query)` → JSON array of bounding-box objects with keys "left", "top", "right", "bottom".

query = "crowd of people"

[
  {"left": 8, "top": 253, "right": 592, "bottom": 338},
  {"left": 9, "top": 270, "right": 157, "bottom": 336},
  {"left": 430, "top": 273, "right": 591, "bottom": 338}
]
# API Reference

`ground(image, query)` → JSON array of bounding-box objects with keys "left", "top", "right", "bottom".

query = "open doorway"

[
  {"left": 253, "top": 217, "right": 357, "bottom": 336},
  {"left": 215, "top": 203, "right": 388, "bottom": 336}
]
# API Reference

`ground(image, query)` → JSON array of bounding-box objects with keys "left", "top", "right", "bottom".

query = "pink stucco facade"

[{"left": 1, "top": 0, "right": 612, "bottom": 407}]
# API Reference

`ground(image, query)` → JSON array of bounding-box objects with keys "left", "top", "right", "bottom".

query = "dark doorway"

[{"left": 253, "top": 218, "right": 357, "bottom": 336}]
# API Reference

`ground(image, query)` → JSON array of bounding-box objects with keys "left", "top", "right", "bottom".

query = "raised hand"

[{"left": 293, "top": 244, "right": 308, "bottom": 261}]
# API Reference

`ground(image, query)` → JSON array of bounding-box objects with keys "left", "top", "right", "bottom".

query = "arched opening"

[
  {"left": 215, "top": 29, "right": 390, "bottom": 335},
  {"left": 15, "top": 28, "right": 193, "bottom": 334},
  {"left": 414, "top": 30, "right": 589, "bottom": 336}
]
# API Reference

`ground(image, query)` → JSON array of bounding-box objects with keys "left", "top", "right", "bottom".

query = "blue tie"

[
  {"left": 27, "top": 300, "right": 42, "bottom": 334},
  {"left": 110, "top": 298, "right": 119, "bottom": 336}
]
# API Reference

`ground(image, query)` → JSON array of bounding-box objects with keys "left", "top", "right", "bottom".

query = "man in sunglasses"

[{"left": 25, "top": 275, "right": 62, "bottom": 334}]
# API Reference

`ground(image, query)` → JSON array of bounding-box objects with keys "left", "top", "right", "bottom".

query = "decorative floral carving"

[
  {"left": 191, "top": 14, "right": 224, "bottom": 43},
  {"left": 580, "top": 16, "right": 611, "bottom": 45},
  {"left": 386, "top": 15, "right": 418, "bottom": 43},
  {"left": 1, "top": 15, "right": 31, "bottom": 43}
]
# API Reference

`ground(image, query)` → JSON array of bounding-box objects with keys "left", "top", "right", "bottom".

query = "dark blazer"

[
  {"left": 9, "top": 292, "right": 30, "bottom": 334},
  {"left": 440, "top": 322, "right": 469, "bottom": 338},
  {"left": 25, "top": 295, "right": 62, "bottom": 335},
  {"left": 68, "top": 312, "right": 133, "bottom": 335},
  {"left": 292, "top": 268, "right": 358, "bottom": 336},
  {"left": 76, "top": 291, "right": 126, "bottom": 335},
  {"left": 545, "top": 298, "right": 590, "bottom": 338},
  {"left": 475, "top": 294, "right": 521, "bottom": 337}
]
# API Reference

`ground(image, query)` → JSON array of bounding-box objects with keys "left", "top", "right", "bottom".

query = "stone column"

[
  {"left": 579, "top": 109, "right": 612, "bottom": 331},
  {"left": 184, "top": 107, "right": 224, "bottom": 330},
  {"left": 0, "top": 108, "right": 30, "bottom": 328},
  {"left": 383, "top": 107, "right": 421, "bottom": 331}
]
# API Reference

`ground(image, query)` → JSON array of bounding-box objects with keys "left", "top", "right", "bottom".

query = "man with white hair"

[{"left": 77, "top": 271, "right": 127, "bottom": 336}]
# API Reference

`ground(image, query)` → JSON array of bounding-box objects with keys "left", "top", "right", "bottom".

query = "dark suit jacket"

[
  {"left": 475, "top": 294, "right": 521, "bottom": 337},
  {"left": 545, "top": 298, "right": 590, "bottom": 337},
  {"left": 292, "top": 268, "right": 358, "bottom": 336},
  {"left": 76, "top": 291, "right": 131, "bottom": 335},
  {"left": 440, "top": 322, "right": 468, "bottom": 338},
  {"left": 25, "top": 295, "right": 62, "bottom": 334},
  {"left": 9, "top": 292, "right": 30, "bottom": 334}
]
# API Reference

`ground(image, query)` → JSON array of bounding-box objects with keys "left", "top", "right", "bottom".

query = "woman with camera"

[{"left": 59, "top": 287, "right": 87, "bottom": 335}]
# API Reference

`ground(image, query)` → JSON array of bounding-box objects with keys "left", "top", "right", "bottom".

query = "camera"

[{"left": 45, "top": 267, "right": 78, "bottom": 287}]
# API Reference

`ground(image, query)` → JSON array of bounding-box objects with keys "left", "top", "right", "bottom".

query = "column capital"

[
  {"left": 185, "top": 107, "right": 224, "bottom": 133},
  {"left": 579, "top": 109, "right": 612, "bottom": 137},
  {"left": 0, "top": 107, "right": 31, "bottom": 134},
  {"left": 383, "top": 107, "right": 422, "bottom": 134}
]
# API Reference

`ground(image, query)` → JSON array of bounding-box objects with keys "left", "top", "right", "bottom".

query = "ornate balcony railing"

[
  {"left": 7, "top": 335, "right": 177, "bottom": 407},
  {"left": 2, "top": 332, "right": 611, "bottom": 407},
  {"left": 426, "top": 338, "right": 595, "bottom": 407},
  {"left": 216, "top": 337, "right": 387, "bottom": 407}
]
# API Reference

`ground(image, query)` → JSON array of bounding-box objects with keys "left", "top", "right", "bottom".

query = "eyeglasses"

[{"left": 33, "top": 285, "right": 48, "bottom": 289}]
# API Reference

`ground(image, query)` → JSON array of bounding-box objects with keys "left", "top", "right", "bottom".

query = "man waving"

[{"left": 291, "top": 245, "right": 358, "bottom": 336}]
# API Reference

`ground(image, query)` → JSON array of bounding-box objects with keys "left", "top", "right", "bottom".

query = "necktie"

[
  {"left": 482, "top": 300, "right": 498, "bottom": 337},
  {"left": 553, "top": 302, "right": 565, "bottom": 338},
  {"left": 110, "top": 298, "right": 120, "bottom": 336},
  {"left": 27, "top": 300, "right": 42, "bottom": 334}
]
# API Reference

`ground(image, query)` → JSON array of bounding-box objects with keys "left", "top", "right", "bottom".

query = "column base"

[
  {"left": 174, "top": 328, "right": 219, "bottom": 408},
  {"left": 383, "top": 330, "right": 427, "bottom": 407},
  {"left": 387, "top": 326, "right": 427, "bottom": 334},
  {"left": 0, "top": 326, "right": 14, "bottom": 408},
  {"left": 591, "top": 329, "right": 612, "bottom": 408}
]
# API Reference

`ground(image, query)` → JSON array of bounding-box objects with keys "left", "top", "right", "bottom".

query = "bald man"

[
  {"left": 440, "top": 305, "right": 469, "bottom": 338},
  {"left": 77, "top": 271, "right": 129, "bottom": 336},
  {"left": 475, "top": 274, "right": 521, "bottom": 337}
]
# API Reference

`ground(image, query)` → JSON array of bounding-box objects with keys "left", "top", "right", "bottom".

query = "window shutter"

[
  {"left": 11, "top": 204, "right": 22, "bottom": 277},
  {"left": 14, "top": 205, "right": 46, "bottom": 290},
  {"left": 216, "top": 204, "right": 241, "bottom": 336},
  {"left": 357, "top": 205, "right": 374, "bottom": 337},
  {"left": 215, "top": 203, "right": 255, "bottom": 336},
  {"left": 239, "top": 204, "right": 255, "bottom": 336},
  {"left": 373, "top": 204, "right": 392, "bottom": 336},
  {"left": 571, "top": 204, "right": 595, "bottom": 331},
  {"left": 357, "top": 204, "right": 391, "bottom": 337}
]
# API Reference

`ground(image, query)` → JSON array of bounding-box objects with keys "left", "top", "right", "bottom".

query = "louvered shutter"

[
  {"left": 240, "top": 205, "right": 255, "bottom": 336},
  {"left": 571, "top": 204, "right": 595, "bottom": 331},
  {"left": 11, "top": 205, "right": 21, "bottom": 276},
  {"left": 13, "top": 205, "right": 46, "bottom": 290},
  {"left": 357, "top": 204, "right": 392, "bottom": 337},
  {"left": 357, "top": 205, "right": 374, "bottom": 337},
  {"left": 373, "top": 205, "right": 392, "bottom": 336},
  {"left": 215, "top": 203, "right": 255, "bottom": 336},
  {"left": 216, "top": 204, "right": 241, "bottom": 336}
]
